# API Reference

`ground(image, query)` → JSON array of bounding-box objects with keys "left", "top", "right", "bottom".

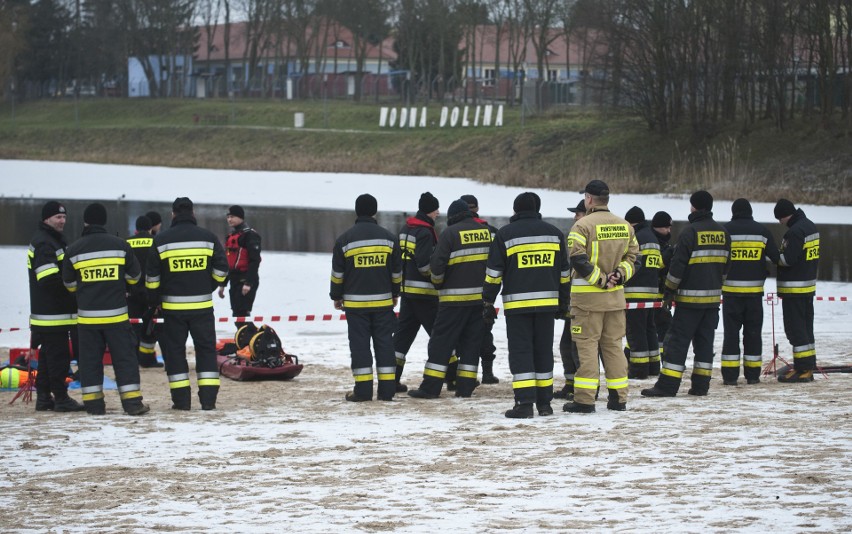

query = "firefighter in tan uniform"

[{"left": 565, "top": 180, "right": 639, "bottom": 413}]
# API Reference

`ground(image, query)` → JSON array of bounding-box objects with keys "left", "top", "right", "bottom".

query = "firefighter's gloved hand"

[
  {"left": 483, "top": 303, "right": 498, "bottom": 326},
  {"left": 608, "top": 270, "right": 624, "bottom": 287},
  {"left": 662, "top": 291, "right": 675, "bottom": 311}
]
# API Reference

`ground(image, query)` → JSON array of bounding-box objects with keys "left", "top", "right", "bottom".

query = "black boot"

[
  {"left": 640, "top": 386, "right": 676, "bottom": 397},
  {"left": 407, "top": 388, "right": 439, "bottom": 399},
  {"left": 35, "top": 393, "right": 54, "bottom": 411},
  {"left": 504, "top": 403, "right": 534, "bottom": 419},
  {"left": 395, "top": 382, "right": 409, "bottom": 393},
  {"left": 480, "top": 360, "right": 499, "bottom": 384},
  {"left": 345, "top": 391, "right": 372, "bottom": 402},
  {"left": 54, "top": 396, "right": 86, "bottom": 413},
  {"left": 82, "top": 398, "right": 106, "bottom": 415},
  {"left": 171, "top": 388, "right": 191, "bottom": 410},
  {"left": 537, "top": 402, "right": 554, "bottom": 416},
  {"left": 124, "top": 402, "right": 151, "bottom": 416},
  {"left": 688, "top": 373, "right": 711, "bottom": 396},
  {"left": 563, "top": 401, "right": 595, "bottom": 413},
  {"left": 606, "top": 389, "right": 626, "bottom": 411},
  {"left": 553, "top": 383, "right": 573, "bottom": 400}
]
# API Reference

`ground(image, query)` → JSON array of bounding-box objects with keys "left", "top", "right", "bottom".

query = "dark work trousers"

[
  {"left": 652, "top": 308, "right": 671, "bottom": 374},
  {"left": 480, "top": 322, "right": 496, "bottom": 365},
  {"left": 347, "top": 309, "right": 397, "bottom": 400},
  {"left": 418, "top": 305, "right": 484, "bottom": 397},
  {"left": 78, "top": 324, "right": 143, "bottom": 412},
  {"left": 229, "top": 276, "right": 258, "bottom": 328},
  {"left": 392, "top": 298, "right": 437, "bottom": 383},
  {"left": 128, "top": 295, "right": 159, "bottom": 366},
  {"left": 506, "top": 313, "right": 555, "bottom": 406},
  {"left": 557, "top": 319, "right": 580, "bottom": 386},
  {"left": 32, "top": 329, "right": 75, "bottom": 400},
  {"left": 781, "top": 296, "right": 816, "bottom": 371},
  {"left": 159, "top": 312, "right": 219, "bottom": 409},
  {"left": 625, "top": 308, "right": 659, "bottom": 377},
  {"left": 721, "top": 296, "right": 764, "bottom": 382},
  {"left": 654, "top": 306, "right": 720, "bottom": 395}
]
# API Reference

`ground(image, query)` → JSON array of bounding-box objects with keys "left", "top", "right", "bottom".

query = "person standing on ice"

[
  {"left": 217, "top": 205, "right": 262, "bottom": 330},
  {"left": 330, "top": 194, "right": 402, "bottom": 402}
]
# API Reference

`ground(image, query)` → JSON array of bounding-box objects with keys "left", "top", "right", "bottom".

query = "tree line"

[{"left": 1, "top": 0, "right": 850, "bottom": 133}]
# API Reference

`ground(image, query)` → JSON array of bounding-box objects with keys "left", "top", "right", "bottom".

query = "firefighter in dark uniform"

[
  {"left": 774, "top": 199, "right": 820, "bottom": 383},
  {"left": 146, "top": 197, "right": 228, "bottom": 410},
  {"left": 650, "top": 211, "right": 675, "bottom": 376},
  {"left": 721, "top": 198, "right": 780, "bottom": 385},
  {"left": 392, "top": 192, "right": 440, "bottom": 392},
  {"left": 62, "top": 203, "right": 149, "bottom": 416},
  {"left": 127, "top": 215, "right": 162, "bottom": 368},
  {"left": 483, "top": 192, "right": 570, "bottom": 418},
  {"left": 461, "top": 194, "right": 500, "bottom": 384},
  {"left": 27, "top": 201, "right": 84, "bottom": 412},
  {"left": 565, "top": 182, "right": 640, "bottom": 413},
  {"left": 408, "top": 199, "right": 490, "bottom": 399},
  {"left": 330, "top": 194, "right": 402, "bottom": 402},
  {"left": 622, "top": 206, "right": 662, "bottom": 380},
  {"left": 145, "top": 211, "right": 163, "bottom": 236},
  {"left": 554, "top": 199, "right": 586, "bottom": 400},
  {"left": 217, "top": 205, "right": 262, "bottom": 329},
  {"left": 642, "top": 191, "right": 730, "bottom": 398}
]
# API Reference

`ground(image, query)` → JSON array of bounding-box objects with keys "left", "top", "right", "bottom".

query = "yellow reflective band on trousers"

[
  {"left": 458, "top": 369, "right": 477, "bottom": 379},
  {"left": 693, "top": 367, "right": 712, "bottom": 377},
  {"left": 661, "top": 367, "right": 683, "bottom": 378},
  {"left": 574, "top": 377, "right": 599, "bottom": 390},
  {"left": 169, "top": 380, "right": 190, "bottom": 389},
  {"left": 343, "top": 299, "right": 394, "bottom": 309},
  {"left": 198, "top": 378, "right": 220, "bottom": 387},
  {"left": 120, "top": 390, "right": 142, "bottom": 400},
  {"left": 512, "top": 379, "right": 536, "bottom": 389},
  {"left": 30, "top": 315, "right": 78, "bottom": 327},
  {"left": 82, "top": 391, "right": 105, "bottom": 401},
  {"left": 606, "top": 377, "right": 628, "bottom": 389},
  {"left": 424, "top": 368, "right": 446, "bottom": 379},
  {"left": 536, "top": 377, "right": 554, "bottom": 387}
]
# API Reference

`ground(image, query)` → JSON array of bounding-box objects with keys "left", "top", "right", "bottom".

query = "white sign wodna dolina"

[{"left": 379, "top": 105, "right": 504, "bottom": 128}]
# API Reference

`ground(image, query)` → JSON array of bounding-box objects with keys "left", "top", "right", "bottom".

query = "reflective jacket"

[
  {"left": 145, "top": 214, "right": 228, "bottom": 315},
  {"left": 722, "top": 215, "right": 780, "bottom": 296},
  {"left": 398, "top": 213, "right": 438, "bottom": 299},
  {"left": 483, "top": 211, "right": 570, "bottom": 315},
  {"left": 777, "top": 209, "right": 819, "bottom": 298},
  {"left": 28, "top": 223, "right": 77, "bottom": 332},
  {"left": 63, "top": 226, "right": 141, "bottom": 328},
  {"left": 430, "top": 212, "right": 490, "bottom": 306},
  {"left": 624, "top": 221, "right": 662, "bottom": 302},
  {"left": 568, "top": 206, "right": 640, "bottom": 312},
  {"left": 224, "top": 222, "right": 261, "bottom": 287},
  {"left": 126, "top": 231, "right": 154, "bottom": 306},
  {"left": 330, "top": 216, "right": 402, "bottom": 311},
  {"left": 665, "top": 210, "right": 731, "bottom": 308}
]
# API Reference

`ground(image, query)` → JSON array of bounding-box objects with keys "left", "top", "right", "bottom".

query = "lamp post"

[
  {"left": 323, "top": 74, "right": 328, "bottom": 129},
  {"left": 9, "top": 19, "right": 16, "bottom": 131}
]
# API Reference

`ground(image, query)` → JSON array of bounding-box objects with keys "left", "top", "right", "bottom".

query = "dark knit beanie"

[
  {"left": 460, "top": 194, "right": 478, "bottom": 210},
  {"left": 172, "top": 197, "right": 194, "bottom": 215},
  {"left": 228, "top": 205, "right": 245, "bottom": 219},
  {"left": 690, "top": 190, "right": 713, "bottom": 211},
  {"left": 651, "top": 211, "right": 672, "bottom": 228},
  {"left": 447, "top": 199, "right": 470, "bottom": 219},
  {"left": 567, "top": 199, "right": 586, "bottom": 214},
  {"left": 355, "top": 194, "right": 378, "bottom": 217},
  {"left": 135, "top": 215, "right": 153, "bottom": 232},
  {"left": 774, "top": 198, "right": 796, "bottom": 219},
  {"left": 83, "top": 203, "right": 108, "bottom": 226},
  {"left": 531, "top": 192, "right": 541, "bottom": 212},
  {"left": 513, "top": 192, "right": 538, "bottom": 213},
  {"left": 625, "top": 206, "right": 645, "bottom": 224},
  {"left": 145, "top": 211, "right": 162, "bottom": 227},
  {"left": 585, "top": 180, "right": 610, "bottom": 196},
  {"left": 731, "top": 198, "right": 753, "bottom": 218},
  {"left": 41, "top": 201, "right": 66, "bottom": 221},
  {"left": 418, "top": 192, "right": 439, "bottom": 213}
]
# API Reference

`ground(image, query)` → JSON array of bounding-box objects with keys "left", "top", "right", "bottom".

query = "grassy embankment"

[{"left": 0, "top": 98, "right": 849, "bottom": 204}]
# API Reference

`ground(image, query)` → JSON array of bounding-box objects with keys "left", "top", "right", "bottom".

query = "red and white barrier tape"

[{"left": 2, "top": 297, "right": 848, "bottom": 333}]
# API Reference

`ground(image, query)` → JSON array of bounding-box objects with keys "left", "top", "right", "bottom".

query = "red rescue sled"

[
  {"left": 216, "top": 354, "right": 303, "bottom": 381},
  {"left": 215, "top": 326, "right": 304, "bottom": 381}
]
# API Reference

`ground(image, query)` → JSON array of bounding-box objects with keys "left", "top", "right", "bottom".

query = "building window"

[{"left": 483, "top": 68, "right": 496, "bottom": 86}]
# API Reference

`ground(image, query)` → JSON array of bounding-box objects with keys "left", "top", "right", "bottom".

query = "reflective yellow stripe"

[
  {"left": 778, "top": 286, "right": 816, "bottom": 294},
  {"left": 36, "top": 267, "right": 60, "bottom": 280},
  {"left": 30, "top": 317, "right": 77, "bottom": 327},
  {"left": 625, "top": 292, "right": 660, "bottom": 299},
  {"left": 721, "top": 360, "right": 740, "bottom": 367},
  {"left": 506, "top": 242, "right": 561, "bottom": 256},
  {"left": 485, "top": 275, "right": 502, "bottom": 284},
  {"left": 198, "top": 378, "right": 220, "bottom": 386},
  {"left": 138, "top": 345, "right": 155, "bottom": 354},
  {"left": 424, "top": 368, "right": 446, "bottom": 379},
  {"left": 793, "top": 349, "right": 816, "bottom": 358},
  {"left": 331, "top": 275, "right": 343, "bottom": 284},
  {"left": 77, "top": 314, "right": 129, "bottom": 325},
  {"left": 169, "top": 380, "right": 191, "bottom": 389},
  {"left": 512, "top": 379, "right": 536, "bottom": 389},
  {"left": 571, "top": 285, "right": 621, "bottom": 293},
  {"left": 692, "top": 368, "right": 712, "bottom": 376},
  {"left": 343, "top": 299, "right": 394, "bottom": 308},
  {"left": 354, "top": 374, "right": 373, "bottom": 382},
  {"left": 120, "top": 391, "right": 142, "bottom": 400},
  {"left": 160, "top": 248, "right": 214, "bottom": 259},
  {"left": 402, "top": 286, "right": 439, "bottom": 295},
  {"left": 744, "top": 361, "right": 762, "bottom": 368},
  {"left": 439, "top": 294, "right": 482, "bottom": 303},
  {"left": 722, "top": 285, "right": 763, "bottom": 293},
  {"left": 344, "top": 245, "right": 393, "bottom": 258},
  {"left": 535, "top": 378, "right": 554, "bottom": 387},
  {"left": 73, "top": 257, "right": 124, "bottom": 270},
  {"left": 458, "top": 370, "right": 477, "bottom": 379},
  {"left": 212, "top": 273, "right": 226, "bottom": 283},
  {"left": 675, "top": 295, "right": 721, "bottom": 304},
  {"left": 161, "top": 301, "right": 214, "bottom": 311},
  {"left": 448, "top": 254, "right": 488, "bottom": 265},
  {"left": 661, "top": 368, "right": 683, "bottom": 378},
  {"left": 146, "top": 280, "right": 160, "bottom": 289},
  {"left": 377, "top": 373, "right": 395, "bottom": 381},
  {"left": 82, "top": 392, "right": 105, "bottom": 401},
  {"left": 688, "top": 257, "right": 728, "bottom": 265},
  {"left": 503, "top": 298, "right": 559, "bottom": 310}
]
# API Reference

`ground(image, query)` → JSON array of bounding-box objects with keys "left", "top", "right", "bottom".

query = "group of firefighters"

[
  {"left": 331, "top": 183, "right": 820, "bottom": 417},
  {"left": 25, "top": 198, "right": 260, "bottom": 415}
]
